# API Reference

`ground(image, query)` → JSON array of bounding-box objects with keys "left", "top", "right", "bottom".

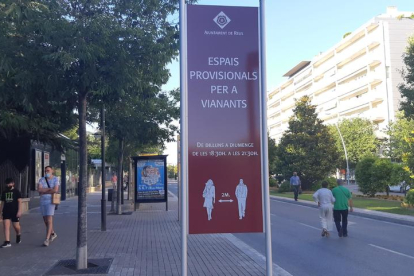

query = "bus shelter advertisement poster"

[
  {"left": 136, "top": 159, "right": 166, "bottom": 201},
  {"left": 187, "top": 5, "right": 263, "bottom": 234}
]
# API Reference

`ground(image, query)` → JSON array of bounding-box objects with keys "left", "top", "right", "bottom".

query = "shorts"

[
  {"left": 2, "top": 213, "right": 20, "bottom": 223},
  {"left": 40, "top": 204, "right": 55, "bottom": 216}
]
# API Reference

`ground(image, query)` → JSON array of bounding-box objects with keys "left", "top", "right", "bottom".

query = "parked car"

[{"left": 388, "top": 181, "right": 411, "bottom": 193}]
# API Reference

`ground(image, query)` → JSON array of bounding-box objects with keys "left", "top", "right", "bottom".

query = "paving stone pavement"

[{"left": 0, "top": 190, "right": 267, "bottom": 276}]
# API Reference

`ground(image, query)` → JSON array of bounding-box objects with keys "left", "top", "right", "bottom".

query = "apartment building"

[{"left": 268, "top": 7, "right": 414, "bottom": 142}]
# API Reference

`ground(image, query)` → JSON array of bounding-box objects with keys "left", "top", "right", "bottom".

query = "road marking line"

[
  {"left": 298, "top": 223, "right": 320, "bottom": 231},
  {"left": 358, "top": 216, "right": 414, "bottom": 229},
  {"left": 224, "top": 234, "right": 293, "bottom": 276},
  {"left": 369, "top": 244, "right": 414, "bottom": 260},
  {"left": 271, "top": 213, "right": 277, "bottom": 216}
]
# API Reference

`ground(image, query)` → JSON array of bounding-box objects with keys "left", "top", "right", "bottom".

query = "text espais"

[{"left": 189, "top": 57, "right": 258, "bottom": 109}]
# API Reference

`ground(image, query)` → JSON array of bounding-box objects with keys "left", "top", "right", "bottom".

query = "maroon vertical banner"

[{"left": 187, "top": 5, "right": 263, "bottom": 234}]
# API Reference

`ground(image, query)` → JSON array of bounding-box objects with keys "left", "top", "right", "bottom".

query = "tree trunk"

[
  {"left": 77, "top": 92, "right": 88, "bottom": 269},
  {"left": 117, "top": 138, "right": 124, "bottom": 215}
]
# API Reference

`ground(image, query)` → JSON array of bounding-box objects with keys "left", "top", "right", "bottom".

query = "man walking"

[
  {"left": 313, "top": 180, "right": 335, "bottom": 237},
  {"left": 332, "top": 179, "right": 353, "bottom": 237},
  {"left": 290, "top": 172, "right": 301, "bottom": 201},
  {"left": 235, "top": 179, "right": 248, "bottom": 220},
  {"left": 1, "top": 178, "right": 22, "bottom": 248}
]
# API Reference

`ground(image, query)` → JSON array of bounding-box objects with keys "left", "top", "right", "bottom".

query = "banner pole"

[
  {"left": 179, "top": 1, "right": 188, "bottom": 276},
  {"left": 259, "top": 1, "right": 273, "bottom": 276}
]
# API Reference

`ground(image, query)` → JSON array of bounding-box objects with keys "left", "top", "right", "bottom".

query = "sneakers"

[
  {"left": 1, "top": 241, "right": 11, "bottom": 248},
  {"left": 50, "top": 233, "right": 57, "bottom": 242},
  {"left": 16, "top": 235, "right": 21, "bottom": 244},
  {"left": 321, "top": 229, "right": 330, "bottom": 237},
  {"left": 43, "top": 239, "right": 50, "bottom": 247}
]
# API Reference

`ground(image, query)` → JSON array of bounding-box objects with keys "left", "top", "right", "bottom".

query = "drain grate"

[{"left": 44, "top": 258, "right": 113, "bottom": 275}]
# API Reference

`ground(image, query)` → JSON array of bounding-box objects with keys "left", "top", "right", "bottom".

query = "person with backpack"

[
  {"left": 1, "top": 178, "right": 22, "bottom": 248},
  {"left": 38, "top": 166, "right": 59, "bottom": 246},
  {"left": 332, "top": 179, "right": 353, "bottom": 237}
]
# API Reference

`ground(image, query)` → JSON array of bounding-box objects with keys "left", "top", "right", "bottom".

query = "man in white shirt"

[{"left": 313, "top": 180, "right": 335, "bottom": 237}]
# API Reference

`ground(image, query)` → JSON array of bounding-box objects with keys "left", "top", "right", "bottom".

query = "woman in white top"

[{"left": 313, "top": 180, "right": 335, "bottom": 237}]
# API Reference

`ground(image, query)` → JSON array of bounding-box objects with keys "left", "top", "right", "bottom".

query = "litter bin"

[{"left": 108, "top": 188, "right": 113, "bottom": 201}]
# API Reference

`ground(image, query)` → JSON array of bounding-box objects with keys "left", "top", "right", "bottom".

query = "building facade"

[{"left": 268, "top": 7, "right": 414, "bottom": 142}]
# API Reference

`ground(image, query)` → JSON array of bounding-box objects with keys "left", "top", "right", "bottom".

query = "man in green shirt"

[{"left": 332, "top": 179, "right": 353, "bottom": 237}]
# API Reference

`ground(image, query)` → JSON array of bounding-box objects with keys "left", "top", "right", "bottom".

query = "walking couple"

[{"left": 313, "top": 179, "right": 353, "bottom": 238}]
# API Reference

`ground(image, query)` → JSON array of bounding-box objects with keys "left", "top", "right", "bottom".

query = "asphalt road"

[{"left": 168, "top": 182, "right": 414, "bottom": 276}]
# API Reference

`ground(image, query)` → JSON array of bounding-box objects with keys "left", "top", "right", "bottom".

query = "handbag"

[{"left": 45, "top": 177, "right": 61, "bottom": 208}]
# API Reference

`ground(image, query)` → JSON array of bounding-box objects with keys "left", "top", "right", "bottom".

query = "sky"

[{"left": 163, "top": 0, "right": 414, "bottom": 164}]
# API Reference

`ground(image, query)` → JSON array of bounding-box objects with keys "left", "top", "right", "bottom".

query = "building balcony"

[
  {"left": 338, "top": 92, "right": 384, "bottom": 114},
  {"left": 337, "top": 54, "right": 368, "bottom": 81}
]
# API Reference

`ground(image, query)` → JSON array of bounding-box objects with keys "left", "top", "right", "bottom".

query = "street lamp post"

[
  {"left": 334, "top": 123, "right": 350, "bottom": 185},
  {"left": 323, "top": 112, "right": 350, "bottom": 185}
]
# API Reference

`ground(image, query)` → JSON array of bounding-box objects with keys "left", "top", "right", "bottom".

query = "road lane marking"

[
  {"left": 369, "top": 244, "right": 414, "bottom": 260},
  {"left": 224, "top": 234, "right": 293, "bottom": 276},
  {"left": 298, "top": 223, "right": 320, "bottom": 231}
]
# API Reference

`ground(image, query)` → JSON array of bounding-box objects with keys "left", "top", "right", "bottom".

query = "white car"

[{"left": 388, "top": 181, "right": 410, "bottom": 193}]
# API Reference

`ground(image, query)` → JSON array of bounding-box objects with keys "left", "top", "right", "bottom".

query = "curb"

[{"left": 270, "top": 195, "right": 414, "bottom": 227}]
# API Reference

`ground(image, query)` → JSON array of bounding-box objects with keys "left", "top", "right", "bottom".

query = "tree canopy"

[
  {"left": 275, "top": 96, "right": 339, "bottom": 189},
  {"left": 399, "top": 35, "right": 414, "bottom": 120},
  {"left": 328, "top": 118, "right": 379, "bottom": 168}
]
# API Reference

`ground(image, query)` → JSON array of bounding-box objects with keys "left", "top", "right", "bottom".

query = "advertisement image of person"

[
  {"left": 235, "top": 179, "right": 248, "bottom": 220},
  {"left": 202, "top": 179, "right": 215, "bottom": 221},
  {"left": 142, "top": 165, "right": 160, "bottom": 186}
]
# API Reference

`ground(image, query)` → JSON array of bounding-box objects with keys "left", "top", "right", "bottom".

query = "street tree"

[
  {"left": 275, "top": 96, "right": 339, "bottom": 190},
  {"left": 399, "top": 35, "right": 414, "bottom": 120},
  {"left": 105, "top": 89, "right": 180, "bottom": 214},
  {"left": 328, "top": 118, "right": 379, "bottom": 168},
  {"left": 398, "top": 35, "right": 414, "bottom": 181},
  {"left": 0, "top": 1, "right": 77, "bottom": 147},
  {"left": 384, "top": 112, "right": 414, "bottom": 162}
]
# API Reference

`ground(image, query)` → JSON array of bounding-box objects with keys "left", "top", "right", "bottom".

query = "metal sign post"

[
  {"left": 179, "top": 1, "right": 188, "bottom": 275},
  {"left": 259, "top": 1, "right": 273, "bottom": 275}
]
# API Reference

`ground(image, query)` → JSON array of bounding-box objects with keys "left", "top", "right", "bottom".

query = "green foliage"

[
  {"left": 343, "top": 32, "right": 351, "bottom": 38},
  {"left": 277, "top": 181, "right": 291, "bottom": 193},
  {"left": 384, "top": 112, "right": 414, "bottom": 162},
  {"left": 312, "top": 177, "right": 338, "bottom": 191},
  {"left": 399, "top": 35, "right": 414, "bottom": 120},
  {"left": 328, "top": 118, "right": 379, "bottom": 168},
  {"left": 275, "top": 96, "right": 339, "bottom": 189},
  {"left": 356, "top": 156, "right": 394, "bottom": 196},
  {"left": 390, "top": 163, "right": 412, "bottom": 189},
  {"left": 268, "top": 135, "right": 278, "bottom": 176},
  {"left": 167, "top": 165, "right": 177, "bottom": 179},
  {"left": 269, "top": 178, "right": 277, "bottom": 187},
  {"left": 0, "top": 0, "right": 77, "bottom": 147},
  {"left": 404, "top": 190, "right": 414, "bottom": 206}
]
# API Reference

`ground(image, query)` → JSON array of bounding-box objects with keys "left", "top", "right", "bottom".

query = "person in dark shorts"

[{"left": 1, "top": 178, "right": 22, "bottom": 248}]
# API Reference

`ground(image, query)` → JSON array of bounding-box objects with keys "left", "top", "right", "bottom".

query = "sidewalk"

[
  {"left": 0, "top": 191, "right": 271, "bottom": 276},
  {"left": 271, "top": 195, "right": 414, "bottom": 226}
]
